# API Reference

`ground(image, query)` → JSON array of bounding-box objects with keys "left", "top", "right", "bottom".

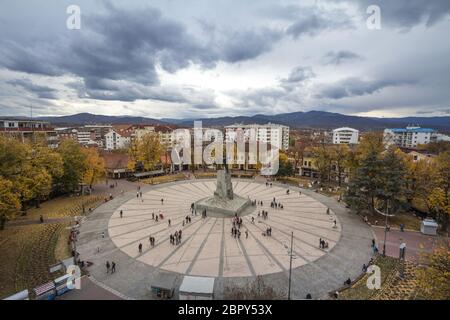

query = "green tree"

[
  {"left": 378, "top": 147, "right": 406, "bottom": 213},
  {"left": 276, "top": 153, "right": 294, "bottom": 177},
  {"left": 345, "top": 148, "right": 384, "bottom": 213}
]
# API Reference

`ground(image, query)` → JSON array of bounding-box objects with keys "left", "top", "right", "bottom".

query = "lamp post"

[
  {"left": 287, "top": 231, "right": 294, "bottom": 300},
  {"left": 382, "top": 199, "right": 390, "bottom": 256}
]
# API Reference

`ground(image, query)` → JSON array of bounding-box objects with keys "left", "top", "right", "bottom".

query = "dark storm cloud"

[
  {"left": 220, "top": 29, "right": 282, "bottom": 63},
  {"left": 316, "top": 77, "right": 414, "bottom": 99},
  {"left": 6, "top": 79, "right": 58, "bottom": 99},
  {"left": 323, "top": 50, "right": 363, "bottom": 65},
  {"left": 340, "top": 0, "right": 450, "bottom": 29},
  {"left": 0, "top": 3, "right": 283, "bottom": 103}
]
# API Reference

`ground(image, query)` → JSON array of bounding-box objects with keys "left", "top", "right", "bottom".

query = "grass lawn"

[
  {"left": 15, "top": 195, "right": 104, "bottom": 221},
  {"left": 366, "top": 212, "right": 421, "bottom": 231},
  {"left": 338, "top": 255, "right": 400, "bottom": 300},
  {"left": 0, "top": 195, "right": 105, "bottom": 299}
]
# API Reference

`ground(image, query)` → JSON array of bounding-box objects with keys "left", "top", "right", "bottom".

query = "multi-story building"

[
  {"left": 332, "top": 127, "right": 359, "bottom": 144},
  {"left": 0, "top": 118, "right": 58, "bottom": 148},
  {"left": 84, "top": 125, "right": 112, "bottom": 142},
  {"left": 224, "top": 123, "right": 290, "bottom": 151},
  {"left": 105, "top": 129, "right": 131, "bottom": 150},
  {"left": 54, "top": 127, "right": 78, "bottom": 142},
  {"left": 76, "top": 129, "right": 96, "bottom": 145},
  {"left": 384, "top": 126, "right": 437, "bottom": 148}
]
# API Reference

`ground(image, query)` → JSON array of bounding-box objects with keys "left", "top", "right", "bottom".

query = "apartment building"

[
  {"left": 224, "top": 123, "right": 290, "bottom": 151},
  {"left": 384, "top": 126, "right": 437, "bottom": 148},
  {"left": 332, "top": 127, "right": 359, "bottom": 144},
  {"left": 0, "top": 118, "right": 58, "bottom": 148},
  {"left": 105, "top": 129, "right": 131, "bottom": 150}
]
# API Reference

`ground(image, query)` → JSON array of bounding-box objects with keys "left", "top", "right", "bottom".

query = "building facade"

[
  {"left": 384, "top": 126, "right": 437, "bottom": 148},
  {"left": 0, "top": 118, "right": 58, "bottom": 148},
  {"left": 105, "top": 129, "right": 131, "bottom": 150},
  {"left": 332, "top": 127, "right": 359, "bottom": 144},
  {"left": 224, "top": 123, "right": 290, "bottom": 151}
]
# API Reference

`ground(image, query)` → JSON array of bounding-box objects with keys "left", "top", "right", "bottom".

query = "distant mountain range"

[{"left": 35, "top": 111, "right": 450, "bottom": 131}]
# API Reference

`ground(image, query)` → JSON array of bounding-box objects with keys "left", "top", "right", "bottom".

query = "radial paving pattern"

[{"left": 108, "top": 180, "right": 341, "bottom": 278}]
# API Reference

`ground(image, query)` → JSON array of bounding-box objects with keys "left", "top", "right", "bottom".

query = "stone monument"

[{"left": 194, "top": 167, "right": 251, "bottom": 217}]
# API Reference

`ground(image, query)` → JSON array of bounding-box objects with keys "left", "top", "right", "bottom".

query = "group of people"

[
  {"left": 270, "top": 198, "right": 284, "bottom": 209},
  {"left": 319, "top": 238, "right": 329, "bottom": 249},
  {"left": 151, "top": 212, "right": 164, "bottom": 222},
  {"left": 105, "top": 261, "right": 116, "bottom": 274},
  {"left": 258, "top": 210, "right": 269, "bottom": 220},
  {"left": 231, "top": 215, "right": 244, "bottom": 239},
  {"left": 182, "top": 215, "right": 192, "bottom": 226},
  {"left": 170, "top": 230, "right": 182, "bottom": 245},
  {"left": 263, "top": 227, "right": 272, "bottom": 236},
  {"left": 265, "top": 181, "right": 273, "bottom": 187}
]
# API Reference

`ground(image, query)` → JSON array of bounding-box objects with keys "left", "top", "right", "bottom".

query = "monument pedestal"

[{"left": 194, "top": 169, "right": 251, "bottom": 217}]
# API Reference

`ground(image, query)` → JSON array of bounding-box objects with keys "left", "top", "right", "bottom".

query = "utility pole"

[{"left": 288, "top": 231, "right": 293, "bottom": 300}]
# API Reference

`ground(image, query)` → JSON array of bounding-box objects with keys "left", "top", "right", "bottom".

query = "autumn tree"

[
  {"left": 427, "top": 151, "right": 450, "bottom": 231},
  {"left": 310, "top": 146, "right": 332, "bottom": 184},
  {"left": 56, "top": 139, "right": 88, "bottom": 194},
  {"left": 82, "top": 148, "right": 105, "bottom": 189},
  {"left": 330, "top": 144, "right": 350, "bottom": 186},
  {"left": 0, "top": 178, "right": 21, "bottom": 229},
  {"left": 416, "top": 240, "right": 450, "bottom": 299},
  {"left": 128, "top": 133, "right": 162, "bottom": 172}
]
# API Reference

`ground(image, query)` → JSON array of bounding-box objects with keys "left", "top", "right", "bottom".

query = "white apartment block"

[
  {"left": 332, "top": 127, "right": 359, "bottom": 144},
  {"left": 105, "top": 129, "right": 131, "bottom": 150},
  {"left": 225, "top": 123, "right": 290, "bottom": 150},
  {"left": 384, "top": 126, "right": 437, "bottom": 148},
  {"left": 76, "top": 130, "right": 93, "bottom": 145}
]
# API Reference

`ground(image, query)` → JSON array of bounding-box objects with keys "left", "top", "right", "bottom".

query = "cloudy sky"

[{"left": 0, "top": 0, "right": 449, "bottom": 119}]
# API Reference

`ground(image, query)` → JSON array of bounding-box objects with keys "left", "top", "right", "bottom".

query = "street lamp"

[
  {"left": 374, "top": 199, "right": 394, "bottom": 256},
  {"left": 284, "top": 231, "right": 296, "bottom": 300}
]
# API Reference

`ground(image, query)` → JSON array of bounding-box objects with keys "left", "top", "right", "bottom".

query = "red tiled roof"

[{"left": 101, "top": 152, "right": 130, "bottom": 169}]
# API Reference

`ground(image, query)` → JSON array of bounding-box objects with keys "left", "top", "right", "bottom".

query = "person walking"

[
  {"left": 106, "top": 261, "right": 110, "bottom": 274},
  {"left": 120, "top": 210, "right": 123, "bottom": 218},
  {"left": 168, "top": 219, "right": 171, "bottom": 227},
  {"left": 138, "top": 243, "right": 143, "bottom": 254},
  {"left": 245, "top": 230, "right": 248, "bottom": 239},
  {"left": 111, "top": 261, "right": 116, "bottom": 273}
]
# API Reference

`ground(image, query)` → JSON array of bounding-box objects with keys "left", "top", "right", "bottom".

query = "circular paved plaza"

[{"left": 77, "top": 179, "right": 374, "bottom": 299}]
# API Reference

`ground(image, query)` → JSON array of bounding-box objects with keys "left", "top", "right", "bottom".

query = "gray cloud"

[
  {"left": 6, "top": 78, "right": 58, "bottom": 99},
  {"left": 340, "top": 0, "right": 450, "bottom": 30},
  {"left": 0, "top": 3, "right": 283, "bottom": 104},
  {"left": 286, "top": 6, "right": 353, "bottom": 38},
  {"left": 323, "top": 50, "right": 363, "bottom": 65},
  {"left": 316, "top": 77, "right": 414, "bottom": 99}
]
